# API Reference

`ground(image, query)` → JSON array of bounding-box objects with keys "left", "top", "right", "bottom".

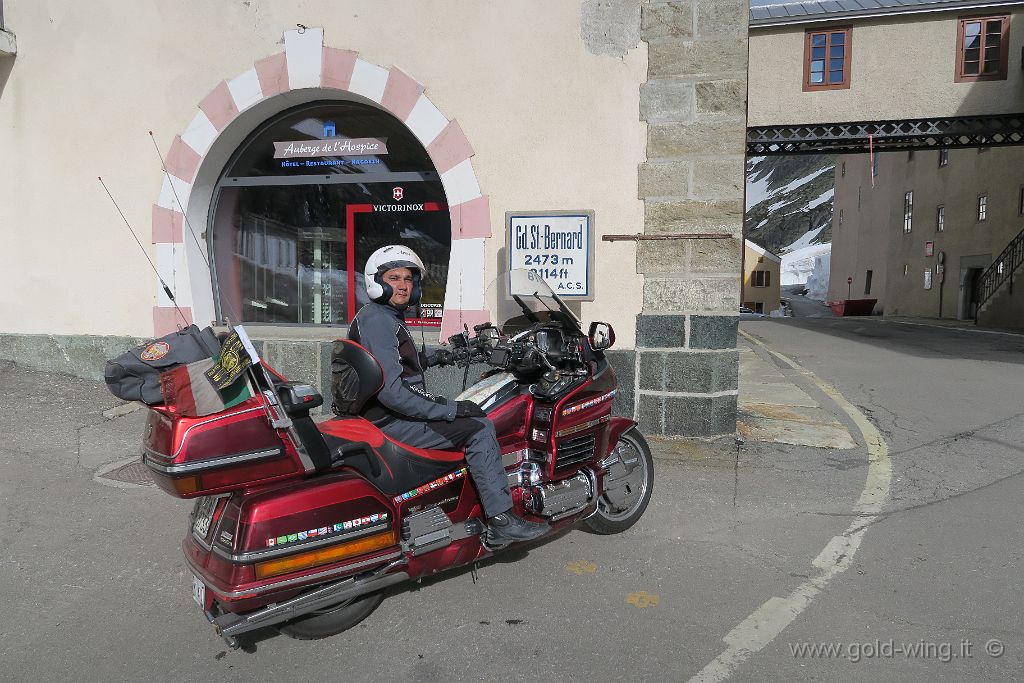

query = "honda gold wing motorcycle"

[{"left": 140, "top": 270, "right": 653, "bottom": 647}]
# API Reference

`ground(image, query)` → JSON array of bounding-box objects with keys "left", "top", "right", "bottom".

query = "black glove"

[
  {"left": 432, "top": 349, "right": 455, "bottom": 367},
  {"left": 455, "top": 400, "right": 486, "bottom": 418}
]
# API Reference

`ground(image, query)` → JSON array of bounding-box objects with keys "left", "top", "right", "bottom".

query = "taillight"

[
  {"left": 171, "top": 475, "right": 200, "bottom": 495},
  {"left": 254, "top": 530, "right": 397, "bottom": 580}
]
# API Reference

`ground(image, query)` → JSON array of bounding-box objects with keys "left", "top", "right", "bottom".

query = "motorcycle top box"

[{"left": 142, "top": 396, "right": 306, "bottom": 498}]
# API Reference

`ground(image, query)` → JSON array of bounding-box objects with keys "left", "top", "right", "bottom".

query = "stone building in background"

[
  {"left": 742, "top": 240, "right": 781, "bottom": 315},
  {"left": 831, "top": 147, "right": 1024, "bottom": 327},
  {"left": 747, "top": 0, "right": 1024, "bottom": 331},
  {"left": 0, "top": 1, "right": 747, "bottom": 436}
]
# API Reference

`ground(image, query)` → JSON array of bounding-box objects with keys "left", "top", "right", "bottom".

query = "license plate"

[
  {"left": 192, "top": 496, "right": 216, "bottom": 538},
  {"left": 192, "top": 576, "right": 206, "bottom": 608}
]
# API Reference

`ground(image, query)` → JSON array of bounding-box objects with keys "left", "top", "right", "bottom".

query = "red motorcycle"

[{"left": 141, "top": 270, "right": 653, "bottom": 646}]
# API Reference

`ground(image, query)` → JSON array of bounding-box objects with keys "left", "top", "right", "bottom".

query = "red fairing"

[
  {"left": 607, "top": 416, "right": 638, "bottom": 451},
  {"left": 489, "top": 393, "right": 531, "bottom": 449},
  {"left": 541, "top": 365, "right": 620, "bottom": 477}
]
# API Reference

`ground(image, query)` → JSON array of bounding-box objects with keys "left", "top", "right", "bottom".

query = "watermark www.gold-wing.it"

[{"left": 789, "top": 638, "right": 1004, "bottom": 663}]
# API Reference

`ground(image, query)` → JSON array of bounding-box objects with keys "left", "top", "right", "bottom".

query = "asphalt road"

[
  {"left": 738, "top": 315, "right": 1024, "bottom": 681},
  {"left": 1, "top": 314, "right": 1022, "bottom": 682}
]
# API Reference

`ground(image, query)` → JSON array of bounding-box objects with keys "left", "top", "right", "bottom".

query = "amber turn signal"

[
  {"left": 255, "top": 530, "right": 397, "bottom": 580},
  {"left": 170, "top": 475, "right": 200, "bottom": 495}
]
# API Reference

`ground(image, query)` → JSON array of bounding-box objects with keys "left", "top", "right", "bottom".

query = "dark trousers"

[{"left": 379, "top": 416, "right": 512, "bottom": 518}]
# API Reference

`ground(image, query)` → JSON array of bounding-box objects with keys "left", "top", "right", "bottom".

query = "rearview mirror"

[{"left": 588, "top": 322, "right": 615, "bottom": 350}]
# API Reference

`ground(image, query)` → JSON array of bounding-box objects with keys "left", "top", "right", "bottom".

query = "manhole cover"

[{"left": 95, "top": 458, "right": 154, "bottom": 488}]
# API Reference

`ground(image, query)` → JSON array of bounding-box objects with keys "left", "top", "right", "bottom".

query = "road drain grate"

[{"left": 97, "top": 459, "right": 154, "bottom": 487}]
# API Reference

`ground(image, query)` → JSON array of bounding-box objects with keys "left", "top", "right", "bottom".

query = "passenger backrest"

[{"left": 330, "top": 339, "right": 385, "bottom": 415}]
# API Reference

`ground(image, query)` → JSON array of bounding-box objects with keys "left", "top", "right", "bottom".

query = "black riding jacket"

[{"left": 348, "top": 302, "right": 456, "bottom": 425}]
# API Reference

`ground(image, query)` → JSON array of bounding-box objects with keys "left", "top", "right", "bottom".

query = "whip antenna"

[
  {"left": 98, "top": 176, "right": 190, "bottom": 329},
  {"left": 148, "top": 131, "right": 243, "bottom": 325},
  {"left": 148, "top": 131, "right": 211, "bottom": 272}
]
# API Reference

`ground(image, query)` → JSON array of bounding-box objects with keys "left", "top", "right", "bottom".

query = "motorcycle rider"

[{"left": 349, "top": 244, "right": 549, "bottom": 545}]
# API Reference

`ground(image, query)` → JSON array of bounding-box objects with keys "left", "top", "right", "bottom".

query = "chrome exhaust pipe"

[{"left": 214, "top": 564, "right": 409, "bottom": 641}]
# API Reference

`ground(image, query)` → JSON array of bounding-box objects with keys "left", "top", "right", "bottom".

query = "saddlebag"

[
  {"left": 184, "top": 471, "right": 400, "bottom": 612},
  {"left": 105, "top": 325, "right": 222, "bottom": 405}
]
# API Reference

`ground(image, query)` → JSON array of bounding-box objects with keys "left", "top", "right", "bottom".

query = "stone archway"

[{"left": 150, "top": 27, "right": 490, "bottom": 339}]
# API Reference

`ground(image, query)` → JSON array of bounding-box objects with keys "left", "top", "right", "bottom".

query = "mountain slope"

[{"left": 745, "top": 155, "right": 835, "bottom": 255}]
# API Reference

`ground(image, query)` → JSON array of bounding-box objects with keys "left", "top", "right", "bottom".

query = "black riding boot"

[{"left": 487, "top": 510, "right": 549, "bottom": 544}]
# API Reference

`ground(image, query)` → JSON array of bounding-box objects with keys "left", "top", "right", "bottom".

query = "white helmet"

[{"left": 364, "top": 244, "right": 426, "bottom": 305}]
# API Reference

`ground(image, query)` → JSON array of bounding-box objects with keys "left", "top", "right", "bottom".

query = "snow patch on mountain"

[
  {"left": 746, "top": 172, "right": 773, "bottom": 210},
  {"left": 781, "top": 225, "right": 827, "bottom": 254},
  {"left": 775, "top": 166, "right": 832, "bottom": 197},
  {"left": 807, "top": 187, "right": 834, "bottom": 211}
]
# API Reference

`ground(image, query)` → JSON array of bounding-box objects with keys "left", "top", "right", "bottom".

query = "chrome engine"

[{"left": 521, "top": 470, "right": 594, "bottom": 520}]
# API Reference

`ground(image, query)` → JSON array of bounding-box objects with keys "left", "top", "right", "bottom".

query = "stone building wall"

[{"left": 636, "top": 0, "right": 747, "bottom": 435}]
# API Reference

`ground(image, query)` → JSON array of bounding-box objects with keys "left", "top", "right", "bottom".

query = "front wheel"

[
  {"left": 585, "top": 428, "right": 654, "bottom": 535},
  {"left": 276, "top": 591, "right": 384, "bottom": 640}
]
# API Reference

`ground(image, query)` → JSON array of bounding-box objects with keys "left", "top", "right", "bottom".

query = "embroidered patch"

[{"left": 140, "top": 341, "right": 170, "bottom": 361}]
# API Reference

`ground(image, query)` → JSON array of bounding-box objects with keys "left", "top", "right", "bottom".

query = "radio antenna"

[
  {"left": 98, "top": 176, "right": 190, "bottom": 330},
  {"left": 148, "top": 131, "right": 243, "bottom": 325}
]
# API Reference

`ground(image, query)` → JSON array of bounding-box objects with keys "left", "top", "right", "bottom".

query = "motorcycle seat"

[{"left": 318, "top": 417, "right": 466, "bottom": 496}]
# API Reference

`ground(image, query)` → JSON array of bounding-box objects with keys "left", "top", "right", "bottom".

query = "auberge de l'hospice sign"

[{"left": 273, "top": 138, "right": 389, "bottom": 158}]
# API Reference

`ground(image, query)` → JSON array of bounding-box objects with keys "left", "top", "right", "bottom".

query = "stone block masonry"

[{"left": 636, "top": 0, "right": 747, "bottom": 436}]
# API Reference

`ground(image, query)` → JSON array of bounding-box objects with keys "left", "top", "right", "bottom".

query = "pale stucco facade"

[
  {"left": 749, "top": 6, "right": 1024, "bottom": 126},
  {"left": 0, "top": 1, "right": 650, "bottom": 343},
  {"left": 0, "top": 0, "right": 750, "bottom": 437},
  {"left": 830, "top": 147, "right": 1024, "bottom": 324}
]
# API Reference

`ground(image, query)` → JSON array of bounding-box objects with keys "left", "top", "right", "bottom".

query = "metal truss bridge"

[{"left": 747, "top": 113, "right": 1024, "bottom": 155}]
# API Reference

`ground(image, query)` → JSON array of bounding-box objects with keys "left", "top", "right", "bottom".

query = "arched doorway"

[
  {"left": 210, "top": 100, "right": 451, "bottom": 327},
  {"left": 150, "top": 27, "right": 491, "bottom": 338}
]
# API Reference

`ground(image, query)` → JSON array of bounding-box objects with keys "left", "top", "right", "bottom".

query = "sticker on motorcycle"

[
  {"left": 266, "top": 512, "right": 390, "bottom": 548},
  {"left": 393, "top": 468, "right": 467, "bottom": 505},
  {"left": 561, "top": 390, "right": 617, "bottom": 416}
]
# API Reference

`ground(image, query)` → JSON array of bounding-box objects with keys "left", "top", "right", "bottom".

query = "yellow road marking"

[
  {"left": 565, "top": 560, "right": 597, "bottom": 575},
  {"left": 626, "top": 591, "right": 659, "bottom": 608}
]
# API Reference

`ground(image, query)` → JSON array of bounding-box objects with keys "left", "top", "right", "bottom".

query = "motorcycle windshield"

[{"left": 485, "top": 269, "right": 582, "bottom": 335}]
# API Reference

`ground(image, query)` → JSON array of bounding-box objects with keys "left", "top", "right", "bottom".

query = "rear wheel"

[
  {"left": 584, "top": 429, "right": 653, "bottom": 535},
  {"left": 276, "top": 591, "right": 384, "bottom": 640}
]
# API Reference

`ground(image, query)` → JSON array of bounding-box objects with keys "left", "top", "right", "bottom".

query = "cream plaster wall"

[
  {"left": 830, "top": 147, "right": 1024, "bottom": 318},
  {"left": 748, "top": 10, "right": 1024, "bottom": 127},
  {"left": 0, "top": 0, "right": 646, "bottom": 347}
]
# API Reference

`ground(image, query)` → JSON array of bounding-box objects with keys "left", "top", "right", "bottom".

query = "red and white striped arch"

[{"left": 152, "top": 27, "right": 490, "bottom": 339}]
